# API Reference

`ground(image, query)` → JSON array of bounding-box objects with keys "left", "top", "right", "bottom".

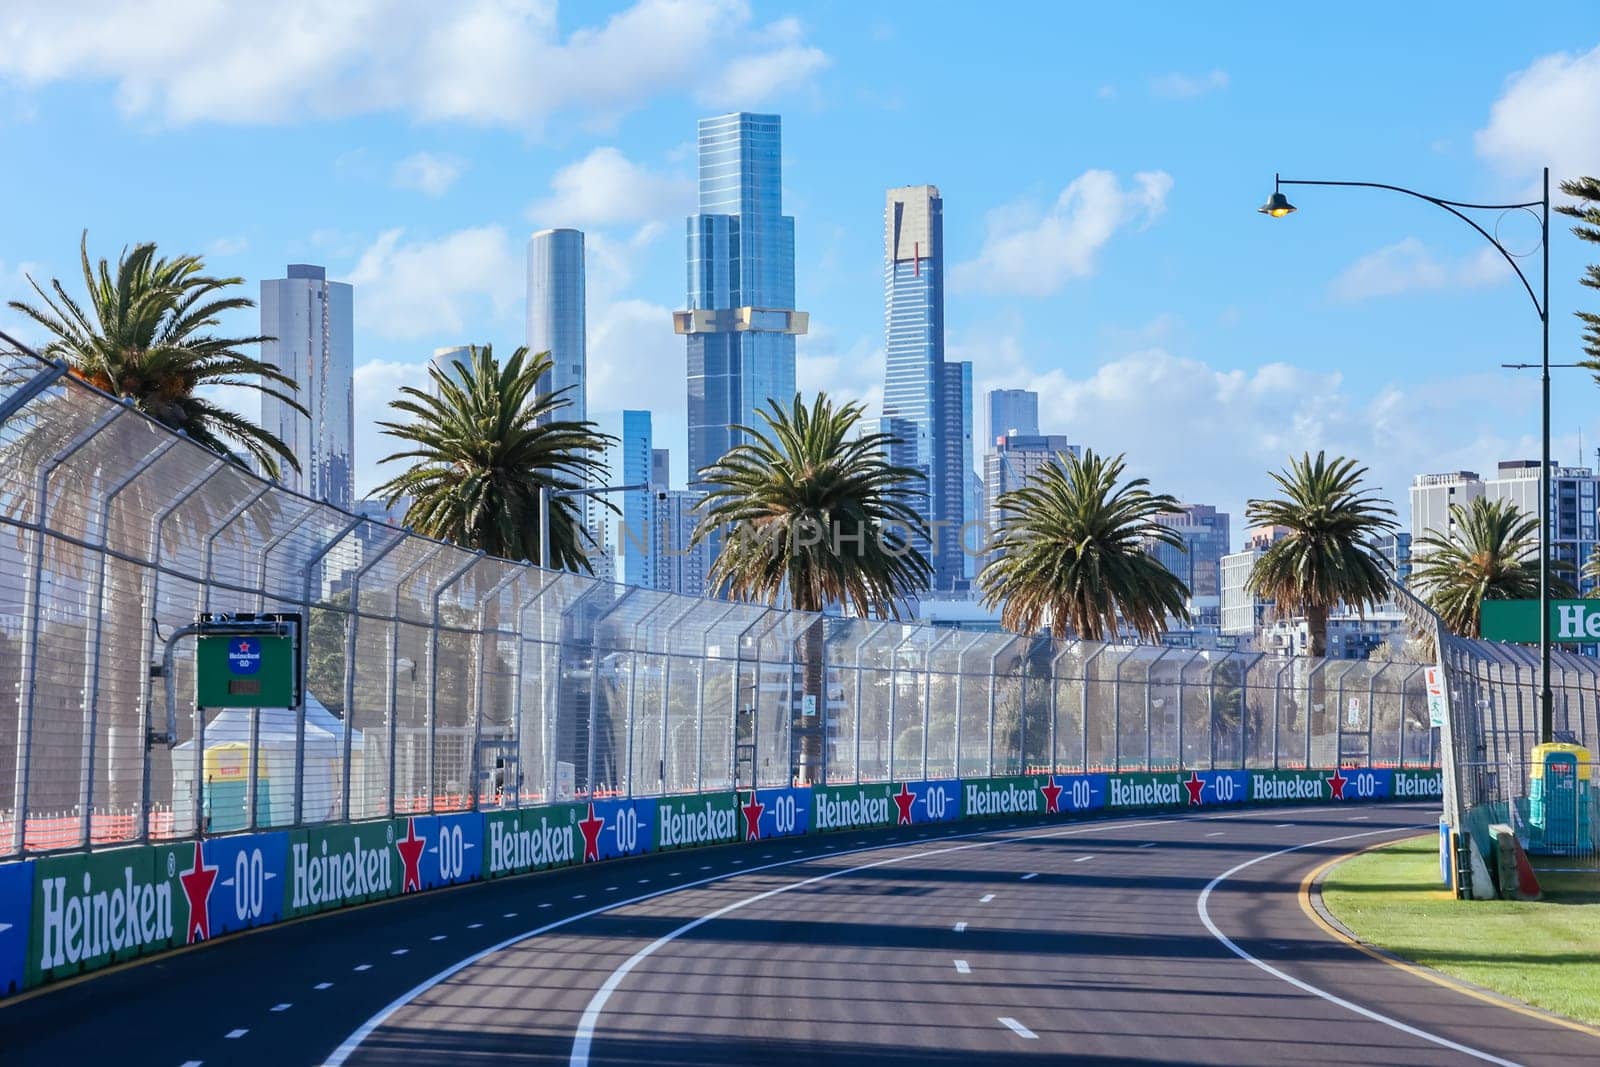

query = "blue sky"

[{"left": 3, "top": 1, "right": 1600, "bottom": 536}]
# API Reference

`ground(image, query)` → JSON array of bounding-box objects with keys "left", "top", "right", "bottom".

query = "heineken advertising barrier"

[{"left": 0, "top": 765, "right": 1441, "bottom": 998}]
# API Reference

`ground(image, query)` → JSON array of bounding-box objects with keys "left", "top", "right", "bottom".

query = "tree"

[
  {"left": 8, "top": 233, "right": 303, "bottom": 477},
  {"left": 692, "top": 393, "right": 932, "bottom": 616},
  {"left": 1556, "top": 177, "right": 1600, "bottom": 378},
  {"left": 374, "top": 344, "right": 612, "bottom": 569},
  {"left": 1411, "top": 496, "right": 1576, "bottom": 637},
  {"left": 693, "top": 393, "right": 931, "bottom": 785},
  {"left": 978, "top": 448, "right": 1191, "bottom": 641},
  {"left": 1245, "top": 452, "right": 1396, "bottom": 657}
]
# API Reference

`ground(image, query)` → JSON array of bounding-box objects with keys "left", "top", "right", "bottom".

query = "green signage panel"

[
  {"left": 1480, "top": 599, "right": 1600, "bottom": 644},
  {"left": 197, "top": 634, "right": 297, "bottom": 707}
]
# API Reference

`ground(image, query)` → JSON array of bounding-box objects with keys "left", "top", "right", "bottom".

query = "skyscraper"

[
  {"left": 527, "top": 228, "right": 586, "bottom": 424},
  {"left": 676, "top": 113, "right": 807, "bottom": 480},
  {"left": 259, "top": 264, "right": 354, "bottom": 510},
  {"left": 620, "top": 410, "right": 655, "bottom": 588},
  {"left": 1148, "top": 504, "right": 1232, "bottom": 626},
  {"left": 986, "top": 388, "right": 1039, "bottom": 446},
  {"left": 653, "top": 490, "right": 714, "bottom": 596},
  {"left": 882, "top": 185, "right": 968, "bottom": 589},
  {"left": 985, "top": 433, "right": 1077, "bottom": 565},
  {"left": 652, "top": 448, "right": 671, "bottom": 490},
  {"left": 429, "top": 345, "right": 471, "bottom": 393}
]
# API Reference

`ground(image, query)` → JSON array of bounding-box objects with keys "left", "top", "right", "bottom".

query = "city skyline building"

[
  {"left": 429, "top": 344, "right": 471, "bottom": 393},
  {"left": 1148, "top": 504, "right": 1231, "bottom": 627},
  {"left": 259, "top": 263, "right": 354, "bottom": 511},
  {"left": 620, "top": 410, "right": 655, "bottom": 588},
  {"left": 653, "top": 489, "right": 714, "bottom": 596},
  {"left": 527, "top": 228, "right": 587, "bottom": 425},
  {"left": 652, "top": 448, "right": 671, "bottom": 490},
  {"left": 984, "top": 433, "right": 1077, "bottom": 564},
  {"left": 986, "top": 388, "right": 1039, "bottom": 446},
  {"left": 676, "top": 112, "right": 807, "bottom": 482}
]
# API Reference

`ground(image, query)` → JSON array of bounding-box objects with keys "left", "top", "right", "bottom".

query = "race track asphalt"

[{"left": 2, "top": 802, "right": 1594, "bottom": 1066}]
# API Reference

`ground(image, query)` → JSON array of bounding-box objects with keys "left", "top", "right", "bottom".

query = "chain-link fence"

[
  {"left": 0, "top": 342, "right": 1438, "bottom": 858},
  {"left": 1395, "top": 584, "right": 1600, "bottom": 872}
]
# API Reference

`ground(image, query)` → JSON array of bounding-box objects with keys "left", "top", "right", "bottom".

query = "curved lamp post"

[{"left": 1260, "top": 169, "right": 1555, "bottom": 744}]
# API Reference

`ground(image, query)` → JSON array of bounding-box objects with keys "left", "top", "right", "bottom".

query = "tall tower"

[
  {"left": 527, "top": 228, "right": 587, "bottom": 425},
  {"left": 675, "top": 113, "right": 807, "bottom": 482},
  {"left": 882, "top": 185, "right": 966, "bottom": 590},
  {"left": 259, "top": 264, "right": 354, "bottom": 510},
  {"left": 620, "top": 410, "right": 655, "bottom": 588}
]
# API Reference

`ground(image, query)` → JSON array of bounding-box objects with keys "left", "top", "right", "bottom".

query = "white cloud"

[
  {"left": 0, "top": 0, "right": 828, "bottom": 129},
  {"left": 346, "top": 225, "right": 521, "bottom": 341},
  {"left": 696, "top": 17, "right": 829, "bottom": 106},
  {"left": 1477, "top": 42, "right": 1600, "bottom": 182},
  {"left": 797, "top": 326, "right": 882, "bottom": 420},
  {"left": 587, "top": 298, "right": 682, "bottom": 416},
  {"left": 527, "top": 147, "right": 692, "bottom": 228},
  {"left": 352, "top": 358, "right": 425, "bottom": 498},
  {"left": 951, "top": 170, "right": 1173, "bottom": 296},
  {"left": 1095, "top": 84, "right": 1117, "bottom": 101},
  {"left": 983, "top": 346, "right": 1542, "bottom": 532},
  {"left": 1150, "top": 69, "right": 1228, "bottom": 99},
  {"left": 206, "top": 236, "right": 248, "bottom": 257},
  {"left": 392, "top": 151, "right": 464, "bottom": 197},
  {"left": 1329, "top": 237, "right": 1511, "bottom": 302}
]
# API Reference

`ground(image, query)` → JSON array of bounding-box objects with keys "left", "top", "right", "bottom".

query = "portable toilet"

[
  {"left": 1528, "top": 742, "right": 1591, "bottom": 854},
  {"left": 201, "top": 742, "right": 268, "bottom": 832}
]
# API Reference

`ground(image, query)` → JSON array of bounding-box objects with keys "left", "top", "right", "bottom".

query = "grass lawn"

[{"left": 1321, "top": 835, "right": 1600, "bottom": 1027}]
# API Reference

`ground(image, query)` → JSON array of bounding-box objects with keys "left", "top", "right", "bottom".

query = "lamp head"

[{"left": 1259, "top": 190, "right": 1296, "bottom": 218}]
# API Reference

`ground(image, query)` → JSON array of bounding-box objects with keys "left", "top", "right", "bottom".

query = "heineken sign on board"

[
  {"left": 811, "top": 784, "right": 895, "bottom": 831},
  {"left": 1481, "top": 599, "right": 1600, "bottom": 644},
  {"left": 656, "top": 795, "right": 738, "bottom": 850}
]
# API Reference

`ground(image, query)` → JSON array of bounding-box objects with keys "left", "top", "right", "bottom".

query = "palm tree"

[
  {"left": 692, "top": 393, "right": 932, "bottom": 616},
  {"left": 8, "top": 233, "right": 303, "bottom": 477},
  {"left": 374, "top": 344, "right": 612, "bottom": 568},
  {"left": 978, "top": 448, "right": 1191, "bottom": 641},
  {"left": 1412, "top": 497, "right": 1576, "bottom": 637},
  {"left": 1584, "top": 542, "right": 1600, "bottom": 596},
  {"left": 1245, "top": 451, "right": 1395, "bottom": 657},
  {"left": 693, "top": 393, "right": 930, "bottom": 787}
]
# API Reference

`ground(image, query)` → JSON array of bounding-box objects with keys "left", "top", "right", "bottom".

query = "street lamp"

[
  {"left": 1259, "top": 169, "right": 1555, "bottom": 743},
  {"left": 537, "top": 482, "right": 649, "bottom": 571}
]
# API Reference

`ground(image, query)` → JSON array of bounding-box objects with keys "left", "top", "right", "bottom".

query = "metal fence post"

[
  {"left": 923, "top": 629, "right": 955, "bottom": 781},
  {"left": 1080, "top": 644, "right": 1107, "bottom": 774},
  {"left": 12, "top": 406, "right": 120, "bottom": 854},
  {"left": 428, "top": 553, "right": 482, "bottom": 811},
  {"left": 340, "top": 529, "right": 408, "bottom": 821},
  {"left": 294, "top": 514, "right": 365, "bottom": 826},
  {"left": 77, "top": 436, "right": 180, "bottom": 848},
  {"left": 468, "top": 566, "right": 523, "bottom": 811},
  {"left": 1143, "top": 646, "right": 1171, "bottom": 773}
]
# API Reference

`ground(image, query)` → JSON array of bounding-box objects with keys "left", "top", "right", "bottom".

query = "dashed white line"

[
  {"left": 698, "top": 865, "right": 711, "bottom": 871},
  {"left": 180, "top": 1061, "right": 203, "bottom": 1067},
  {"left": 314, "top": 982, "right": 334, "bottom": 990},
  {"left": 762, "top": 853, "right": 773, "bottom": 858},
  {"left": 270, "top": 1003, "right": 292, "bottom": 1013},
  {"left": 1020, "top": 872, "right": 1037, "bottom": 880},
  {"left": 979, "top": 893, "right": 995, "bottom": 903},
  {"left": 1137, "top": 842, "right": 1157, "bottom": 848},
  {"left": 391, "top": 948, "right": 409, "bottom": 956},
  {"left": 998, "top": 1017, "right": 1037, "bottom": 1040},
  {"left": 572, "top": 894, "right": 586, "bottom": 900},
  {"left": 605, "top": 886, "right": 619, "bottom": 892},
  {"left": 1205, "top": 831, "right": 1225, "bottom": 837},
  {"left": 638, "top": 879, "right": 650, "bottom": 884},
  {"left": 503, "top": 912, "right": 518, "bottom": 918},
  {"left": 468, "top": 923, "right": 483, "bottom": 929},
  {"left": 1073, "top": 855, "right": 1094, "bottom": 863},
  {"left": 954, "top": 921, "right": 968, "bottom": 933},
  {"left": 669, "top": 871, "right": 682, "bottom": 877},
  {"left": 430, "top": 935, "right": 447, "bottom": 941},
  {"left": 353, "top": 964, "right": 372, "bottom": 972},
  {"left": 954, "top": 960, "right": 971, "bottom": 974},
  {"left": 731, "top": 860, "right": 743, "bottom": 866},
  {"left": 1350, "top": 815, "right": 1369, "bottom": 821},
  {"left": 225, "top": 1029, "right": 249, "bottom": 1040},
  {"left": 1274, "top": 822, "right": 1294, "bottom": 828}
]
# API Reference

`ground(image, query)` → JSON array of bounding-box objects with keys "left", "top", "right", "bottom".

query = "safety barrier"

[{"left": 0, "top": 764, "right": 1441, "bottom": 998}]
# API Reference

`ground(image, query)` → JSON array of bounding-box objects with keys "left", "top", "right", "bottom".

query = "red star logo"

[
  {"left": 179, "top": 842, "right": 218, "bottom": 944},
  {"left": 1184, "top": 772, "right": 1206, "bottom": 806},
  {"left": 579, "top": 802, "right": 605, "bottom": 862},
  {"left": 742, "top": 791, "right": 765, "bottom": 840},
  {"left": 1326, "top": 768, "right": 1348, "bottom": 800},
  {"left": 396, "top": 817, "right": 426, "bottom": 893},
  {"left": 892, "top": 783, "right": 917, "bottom": 825},
  {"left": 1039, "top": 776, "right": 1063, "bottom": 814},
  {"left": 237, "top": 640, "right": 249, "bottom": 653}
]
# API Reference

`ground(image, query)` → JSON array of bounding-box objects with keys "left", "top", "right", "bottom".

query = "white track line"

[
  {"left": 1020, "top": 873, "right": 1037, "bottom": 880},
  {"left": 998, "top": 1017, "right": 1037, "bottom": 1039},
  {"left": 954, "top": 960, "right": 971, "bottom": 974},
  {"left": 1073, "top": 855, "right": 1093, "bottom": 863},
  {"left": 1196, "top": 825, "right": 1517, "bottom": 1066},
  {"left": 980, "top": 893, "right": 996, "bottom": 903},
  {"left": 324, "top": 809, "right": 1253, "bottom": 1066}
]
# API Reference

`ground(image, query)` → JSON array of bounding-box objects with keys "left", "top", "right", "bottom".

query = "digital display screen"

[{"left": 227, "top": 679, "right": 262, "bottom": 696}]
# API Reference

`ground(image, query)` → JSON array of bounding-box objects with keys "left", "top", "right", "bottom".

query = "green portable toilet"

[{"left": 1528, "top": 742, "right": 1590, "bottom": 855}]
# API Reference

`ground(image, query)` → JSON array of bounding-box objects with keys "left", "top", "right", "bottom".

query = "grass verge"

[{"left": 1321, "top": 834, "right": 1600, "bottom": 1027}]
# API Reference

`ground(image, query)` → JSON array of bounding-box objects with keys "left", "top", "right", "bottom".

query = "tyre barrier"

[{"left": 0, "top": 765, "right": 1442, "bottom": 998}]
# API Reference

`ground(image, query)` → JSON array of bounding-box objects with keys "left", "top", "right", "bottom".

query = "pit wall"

[{"left": 0, "top": 765, "right": 1442, "bottom": 998}]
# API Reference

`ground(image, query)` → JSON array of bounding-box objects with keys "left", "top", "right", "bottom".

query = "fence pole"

[
  {"left": 425, "top": 552, "right": 481, "bottom": 813},
  {"left": 13, "top": 406, "right": 120, "bottom": 854},
  {"left": 293, "top": 514, "right": 364, "bottom": 827}
]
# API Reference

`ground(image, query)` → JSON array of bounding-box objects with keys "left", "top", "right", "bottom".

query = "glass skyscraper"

[
  {"left": 882, "top": 185, "right": 970, "bottom": 590},
  {"left": 527, "top": 228, "right": 587, "bottom": 425},
  {"left": 676, "top": 113, "right": 807, "bottom": 482},
  {"left": 259, "top": 264, "right": 354, "bottom": 511},
  {"left": 986, "top": 388, "right": 1039, "bottom": 447},
  {"left": 620, "top": 410, "right": 655, "bottom": 588}
]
